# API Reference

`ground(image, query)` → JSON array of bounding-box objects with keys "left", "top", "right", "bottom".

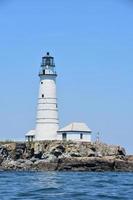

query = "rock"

[
  {"left": 14, "top": 143, "right": 26, "bottom": 160},
  {"left": 126, "top": 155, "right": 133, "bottom": 161},
  {"left": 114, "top": 159, "right": 133, "bottom": 172},
  {"left": 17, "top": 159, "right": 25, "bottom": 163},
  {"left": 0, "top": 147, "right": 8, "bottom": 158},
  {"left": 33, "top": 160, "right": 58, "bottom": 171},
  {"left": 16, "top": 143, "right": 26, "bottom": 151},
  {"left": 87, "top": 149, "right": 96, "bottom": 157},
  {"left": 41, "top": 153, "right": 49, "bottom": 159},
  {"left": 34, "top": 151, "right": 43, "bottom": 159},
  {"left": 30, "top": 157, "right": 39, "bottom": 163},
  {"left": 70, "top": 152, "right": 81, "bottom": 157},
  {"left": 15, "top": 150, "right": 23, "bottom": 160},
  {"left": 0, "top": 140, "right": 131, "bottom": 171},
  {"left": 50, "top": 145, "right": 65, "bottom": 157},
  {"left": 59, "top": 153, "right": 71, "bottom": 159},
  {"left": 42, "top": 153, "right": 57, "bottom": 162},
  {"left": 95, "top": 151, "right": 102, "bottom": 157},
  {"left": 117, "top": 146, "right": 126, "bottom": 156},
  {"left": 0, "top": 156, "right": 3, "bottom": 165},
  {"left": 2, "top": 160, "right": 17, "bottom": 169},
  {"left": 23, "top": 152, "right": 30, "bottom": 159},
  {"left": 24, "top": 160, "right": 33, "bottom": 166},
  {"left": 90, "top": 147, "right": 96, "bottom": 152},
  {"left": 2, "top": 143, "right": 16, "bottom": 151},
  {"left": 51, "top": 148, "right": 63, "bottom": 157},
  {"left": 93, "top": 142, "right": 126, "bottom": 157},
  {"left": 30, "top": 148, "right": 35, "bottom": 157},
  {"left": 57, "top": 157, "right": 115, "bottom": 172},
  {"left": 56, "top": 145, "right": 65, "bottom": 152}
]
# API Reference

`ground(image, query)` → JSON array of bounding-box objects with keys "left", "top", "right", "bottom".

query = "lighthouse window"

[
  {"left": 42, "top": 94, "right": 44, "bottom": 98},
  {"left": 43, "top": 70, "right": 45, "bottom": 75},
  {"left": 41, "top": 82, "right": 43, "bottom": 84}
]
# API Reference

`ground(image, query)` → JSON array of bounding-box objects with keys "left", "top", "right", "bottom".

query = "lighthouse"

[
  {"left": 35, "top": 52, "right": 59, "bottom": 140},
  {"left": 25, "top": 52, "right": 92, "bottom": 142}
]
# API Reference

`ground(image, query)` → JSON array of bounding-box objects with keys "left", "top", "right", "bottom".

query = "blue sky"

[{"left": 0, "top": 0, "right": 133, "bottom": 153}]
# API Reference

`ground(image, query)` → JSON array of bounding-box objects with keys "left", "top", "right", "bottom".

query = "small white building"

[
  {"left": 57, "top": 122, "right": 92, "bottom": 142},
  {"left": 25, "top": 130, "right": 35, "bottom": 142}
]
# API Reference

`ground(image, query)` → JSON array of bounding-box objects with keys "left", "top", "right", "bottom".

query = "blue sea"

[{"left": 0, "top": 172, "right": 133, "bottom": 200}]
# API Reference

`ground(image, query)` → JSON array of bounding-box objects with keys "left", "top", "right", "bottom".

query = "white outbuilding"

[
  {"left": 25, "top": 130, "right": 35, "bottom": 142},
  {"left": 57, "top": 122, "right": 92, "bottom": 142}
]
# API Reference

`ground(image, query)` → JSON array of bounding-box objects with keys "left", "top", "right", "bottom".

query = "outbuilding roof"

[
  {"left": 58, "top": 122, "right": 91, "bottom": 133},
  {"left": 25, "top": 130, "right": 35, "bottom": 137}
]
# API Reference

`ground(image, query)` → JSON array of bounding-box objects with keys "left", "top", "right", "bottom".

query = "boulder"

[
  {"left": 56, "top": 145, "right": 65, "bottom": 153},
  {"left": 30, "top": 157, "right": 39, "bottom": 163},
  {"left": 57, "top": 157, "right": 115, "bottom": 172},
  {"left": 34, "top": 151, "right": 43, "bottom": 159},
  {"left": 0, "top": 146, "right": 8, "bottom": 158},
  {"left": 2, "top": 160, "right": 17, "bottom": 169},
  {"left": 33, "top": 160, "right": 58, "bottom": 171},
  {"left": 117, "top": 146, "right": 126, "bottom": 156},
  {"left": 23, "top": 160, "right": 33, "bottom": 166},
  {"left": 17, "top": 159, "right": 26, "bottom": 164},
  {"left": 15, "top": 150, "right": 24, "bottom": 160},
  {"left": 93, "top": 143, "right": 126, "bottom": 157},
  {"left": 87, "top": 149, "right": 96, "bottom": 157},
  {"left": 59, "top": 153, "right": 71, "bottom": 159},
  {"left": 14, "top": 143, "right": 26, "bottom": 160},
  {"left": 16, "top": 143, "right": 26, "bottom": 151},
  {"left": 2, "top": 143, "right": 16, "bottom": 151},
  {"left": 51, "top": 148, "right": 63, "bottom": 157},
  {"left": 114, "top": 159, "right": 133, "bottom": 172},
  {"left": 126, "top": 155, "right": 133, "bottom": 162},
  {"left": 0, "top": 156, "right": 3, "bottom": 165},
  {"left": 50, "top": 145, "right": 65, "bottom": 157},
  {"left": 70, "top": 152, "right": 82, "bottom": 157},
  {"left": 42, "top": 153, "right": 57, "bottom": 162}
]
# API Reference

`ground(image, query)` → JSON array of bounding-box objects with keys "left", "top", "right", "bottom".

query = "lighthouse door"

[{"left": 62, "top": 133, "right": 67, "bottom": 140}]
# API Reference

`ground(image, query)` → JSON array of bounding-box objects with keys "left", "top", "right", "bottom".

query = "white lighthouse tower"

[{"left": 35, "top": 52, "right": 59, "bottom": 140}]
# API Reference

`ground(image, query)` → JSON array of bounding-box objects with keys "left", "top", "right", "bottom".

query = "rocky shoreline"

[{"left": 0, "top": 140, "right": 133, "bottom": 172}]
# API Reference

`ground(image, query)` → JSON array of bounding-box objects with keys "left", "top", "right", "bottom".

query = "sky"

[{"left": 0, "top": 0, "right": 133, "bottom": 153}]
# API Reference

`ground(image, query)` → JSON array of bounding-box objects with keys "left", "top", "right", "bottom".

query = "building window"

[
  {"left": 41, "top": 82, "right": 43, "bottom": 84},
  {"left": 80, "top": 133, "right": 83, "bottom": 140},
  {"left": 43, "top": 70, "right": 45, "bottom": 75},
  {"left": 42, "top": 94, "right": 44, "bottom": 98},
  {"left": 62, "top": 133, "right": 67, "bottom": 140}
]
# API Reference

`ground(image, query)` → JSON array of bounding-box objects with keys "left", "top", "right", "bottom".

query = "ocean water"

[{"left": 0, "top": 172, "right": 133, "bottom": 200}]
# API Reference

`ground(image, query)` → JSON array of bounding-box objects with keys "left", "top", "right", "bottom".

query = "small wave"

[{"left": 0, "top": 172, "right": 133, "bottom": 200}]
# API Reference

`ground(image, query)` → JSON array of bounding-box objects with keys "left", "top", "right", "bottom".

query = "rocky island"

[{"left": 0, "top": 140, "right": 133, "bottom": 172}]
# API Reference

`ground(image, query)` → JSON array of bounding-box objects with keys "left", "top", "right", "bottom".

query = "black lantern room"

[
  {"left": 39, "top": 52, "right": 57, "bottom": 76},
  {"left": 41, "top": 52, "right": 55, "bottom": 67}
]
